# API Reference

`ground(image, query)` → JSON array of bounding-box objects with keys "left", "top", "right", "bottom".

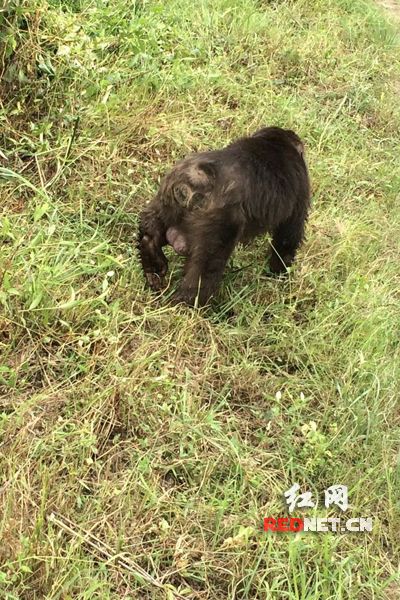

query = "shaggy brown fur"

[{"left": 138, "top": 126, "right": 310, "bottom": 306}]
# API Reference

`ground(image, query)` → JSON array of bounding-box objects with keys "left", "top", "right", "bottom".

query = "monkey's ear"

[
  {"left": 173, "top": 183, "right": 191, "bottom": 205},
  {"left": 294, "top": 141, "right": 304, "bottom": 157},
  {"left": 284, "top": 130, "right": 305, "bottom": 156},
  {"left": 172, "top": 184, "right": 206, "bottom": 210},
  {"left": 198, "top": 161, "right": 216, "bottom": 180}
]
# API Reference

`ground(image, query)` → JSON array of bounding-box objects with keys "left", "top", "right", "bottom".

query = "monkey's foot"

[
  {"left": 268, "top": 253, "right": 294, "bottom": 276},
  {"left": 171, "top": 287, "right": 213, "bottom": 308},
  {"left": 171, "top": 291, "right": 194, "bottom": 307}
]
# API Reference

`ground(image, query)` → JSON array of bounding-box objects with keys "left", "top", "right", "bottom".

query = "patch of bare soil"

[{"left": 376, "top": 0, "right": 400, "bottom": 19}]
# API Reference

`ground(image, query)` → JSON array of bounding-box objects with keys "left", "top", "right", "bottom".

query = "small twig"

[
  {"left": 45, "top": 116, "right": 80, "bottom": 189},
  {"left": 230, "top": 262, "right": 253, "bottom": 274},
  {"left": 64, "top": 116, "right": 80, "bottom": 164},
  {"left": 48, "top": 512, "right": 188, "bottom": 600}
]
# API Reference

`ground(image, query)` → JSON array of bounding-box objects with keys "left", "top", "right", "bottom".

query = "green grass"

[{"left": 1, "top": 0, "right": 399, "bottom": 597}]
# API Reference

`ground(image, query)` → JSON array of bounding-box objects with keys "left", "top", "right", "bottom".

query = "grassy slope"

[{"left": 1, "top": 0, "right": 399, "bottom": 598}]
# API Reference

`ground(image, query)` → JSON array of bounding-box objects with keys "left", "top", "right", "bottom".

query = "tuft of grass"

[{"left": 1, "top": 0, "right": 399, "bottom": 598}]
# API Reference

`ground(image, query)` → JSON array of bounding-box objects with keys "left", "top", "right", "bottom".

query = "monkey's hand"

[
  {"left": 145, "top": 272, "right": 167, "bottom": 292},
  {"left": 138, "top": 231, "right": 169, "bottom": 292}
]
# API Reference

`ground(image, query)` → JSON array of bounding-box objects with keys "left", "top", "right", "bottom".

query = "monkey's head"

[
  {"left": 253, "top": 126, "right": 305, "bottom": 157},
  {"left": 161, "top": 157, "right": 215, "bottom": 211}
]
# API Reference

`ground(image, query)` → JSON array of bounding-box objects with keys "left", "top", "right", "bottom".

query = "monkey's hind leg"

[
  {"left": 138, "top": 210, "right": 169, "bottom": 291},
  {"left": 269, "top": 206, "right": 307, "bottom": 275},
  {"left": 173, "top": 209, "right": 240, "bottom": 307}
]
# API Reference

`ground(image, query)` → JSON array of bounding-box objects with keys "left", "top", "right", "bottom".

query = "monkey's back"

[{"left": 159, "top": 132, "right": 309, "bottom": 235}]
